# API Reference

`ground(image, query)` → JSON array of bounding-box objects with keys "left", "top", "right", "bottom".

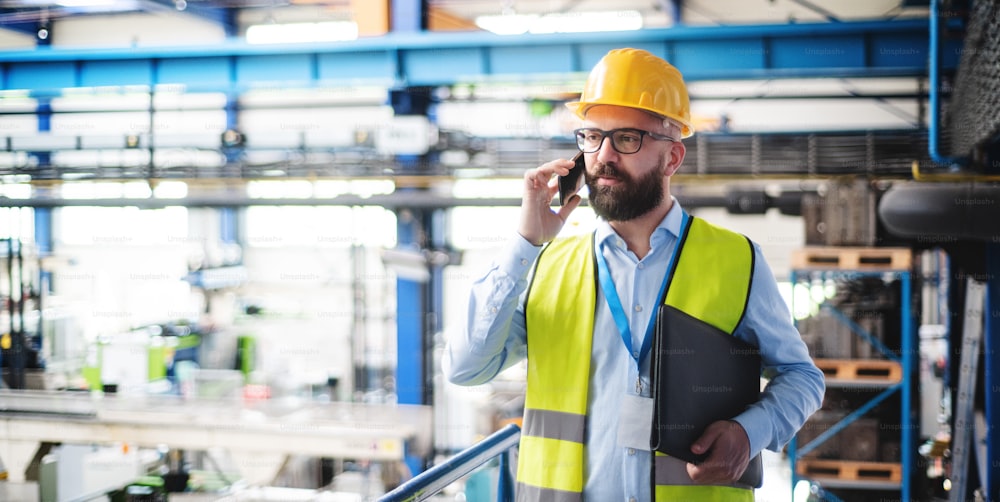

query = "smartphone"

[{"left": 558, "top": 152, "right": 586, "bottom": 205}]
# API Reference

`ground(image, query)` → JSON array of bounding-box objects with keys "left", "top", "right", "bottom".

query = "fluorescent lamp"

[
  {"left": 246, "top": 21, "right": 359, "bottom": 44},
  {"left": 56, "top": 0, "right": 121, "bottom": 6},
  {"left": 476, "top": 10, "right": 643, "bottom": 35},
  {"left": 475, "top": 14, "right": 538, "bottom": 35},
  {"left": 532, "top": 11, "right": 643, "bottom": 33}
]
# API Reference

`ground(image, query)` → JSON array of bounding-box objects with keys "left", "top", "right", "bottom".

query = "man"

[{"left": 444, "top": 48, "right": 824, "bottom": 502}]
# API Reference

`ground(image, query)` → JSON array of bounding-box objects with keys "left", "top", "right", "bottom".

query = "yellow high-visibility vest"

[{"left": 519, "top": 216, "right": 755, "bottom": 502}]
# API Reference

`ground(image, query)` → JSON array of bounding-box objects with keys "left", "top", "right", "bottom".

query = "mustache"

[{"left": 589, "top": 162, "right": 628, "bottom": 181}]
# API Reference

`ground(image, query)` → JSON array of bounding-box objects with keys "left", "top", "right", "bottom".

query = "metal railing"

[{"left": 379, "top": 423, "right": 521, "bottom": 502}]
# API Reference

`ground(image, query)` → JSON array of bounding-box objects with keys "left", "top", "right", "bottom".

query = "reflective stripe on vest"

[
  {"left": 520, "top": 217, "right": 755, "bottom": 501},
  {"left": 654, "top": 452, "right": 755, "bottom": 489}
]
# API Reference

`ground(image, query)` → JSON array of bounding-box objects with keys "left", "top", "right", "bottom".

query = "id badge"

[{"left": 617, "top": 393, "right": 654, "bottom": 450}]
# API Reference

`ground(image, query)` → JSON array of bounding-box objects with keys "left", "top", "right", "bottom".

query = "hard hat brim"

[{"left": 565, "top": 100, "right": 694, "bottom": 138}]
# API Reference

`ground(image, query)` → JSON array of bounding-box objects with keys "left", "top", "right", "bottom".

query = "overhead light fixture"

[
  {"left": 246, "top": 21, "right": 359, "bottom": 44},
  {"left": 55, "top": 0, "right": 119, "bottom": 6},
  {"left": 475, "top": 10, "right": 643, "bottom": 35},
  {"left": 475, "top": 13, "right": 537, "bottom": 35}
]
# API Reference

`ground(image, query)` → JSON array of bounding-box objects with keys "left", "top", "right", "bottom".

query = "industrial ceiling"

[{"left": 0, "top": 0, "right": 930, "bottom": 39}]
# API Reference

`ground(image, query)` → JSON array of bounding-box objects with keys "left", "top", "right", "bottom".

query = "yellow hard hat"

[{"left": 566, "top": 48, "right": 693, "bottom": 138}]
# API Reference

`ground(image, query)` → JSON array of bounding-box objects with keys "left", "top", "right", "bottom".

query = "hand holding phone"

[{"left": 558, "top": 152, "right": 586, "bottom": 205}]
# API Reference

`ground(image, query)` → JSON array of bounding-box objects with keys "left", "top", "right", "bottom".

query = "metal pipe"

[
  {"left": 378, "top": 423, "right": 521, "bottom": 502},
  {"left": 878, "top": 182, "right": 1000, "bottom": 242},
  {"left": 911, "top": 161, "right": 1000, "bottom": 182},
  {"left": 0, "top": 193, "right": 777, "bottom": 210},
  {"left": 929, "top": 0, "right": 968, "bottom": 166}
]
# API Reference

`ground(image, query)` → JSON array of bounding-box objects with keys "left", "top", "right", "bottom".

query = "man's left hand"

[{"left": 686, "top": 420, "right": 751, "bottom": 484}]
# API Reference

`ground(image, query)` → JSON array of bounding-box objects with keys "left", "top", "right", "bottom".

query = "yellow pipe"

[
  {"left": 911, "top": 160, "right": 1000, "bottom": 182},
  {"left": 21, "top": 172, "right": 918, "bottom": 193}
]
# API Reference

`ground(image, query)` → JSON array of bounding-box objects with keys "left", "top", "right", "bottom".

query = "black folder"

[{"left": 650, "top": 304, "right": 764, "bottom": 488}]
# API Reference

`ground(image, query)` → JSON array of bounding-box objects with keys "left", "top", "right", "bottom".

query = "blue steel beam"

[
  {"left": 0, "top": 18, "right": 38, "bottom": 37},
  {"left": 820, "top": 302, "right": 901, "bottom": 361},
  {"left": 0, "top": 19, "right": 958, "bottom": 94},
  {"left": 986, "top": 243, "right": 1000, "bottom": 502},
  {"left": 795, "top": 383, "right": 902, "bottom": 458}
]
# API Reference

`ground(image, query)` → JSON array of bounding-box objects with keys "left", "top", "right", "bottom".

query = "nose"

[{"left": 595, "top": 134, "right": 620, "bottom": 165}]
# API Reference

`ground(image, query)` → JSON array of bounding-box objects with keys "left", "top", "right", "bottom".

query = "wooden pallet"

[
  {"left": 796, "top": 459, "right": 902, "bottom": 483},
  {"left": 814, "top": 358, "right": 902, "bottom": 383},
  {"left": 791, "top": 246, "right": 912, "bottom": 271}
]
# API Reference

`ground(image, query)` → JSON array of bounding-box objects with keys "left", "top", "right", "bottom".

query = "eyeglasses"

[{"left": 573, "top": 128, "right": 677, "bottom": 154}]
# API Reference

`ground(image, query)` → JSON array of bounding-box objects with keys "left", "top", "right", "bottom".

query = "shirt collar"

[{"left": 594, "top": 196, "right": 684, "bottom": 250}]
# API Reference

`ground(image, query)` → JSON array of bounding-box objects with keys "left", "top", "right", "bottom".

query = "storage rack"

[{"left": 787, "top": 246, "right": 915, "bottom": 502}]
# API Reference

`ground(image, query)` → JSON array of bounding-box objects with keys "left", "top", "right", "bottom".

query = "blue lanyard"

[{"left": 594, "top": 211, "right": 689, "bottom": 369}]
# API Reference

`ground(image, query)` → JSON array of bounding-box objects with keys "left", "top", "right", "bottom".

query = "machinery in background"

[
  {"left": 0, "top": 389, "right": 432, "bottom": 498},
  {"left": 81, "top": 322, "right": 204, "bottom": 396},
  {"left": 1, "top": 237, "right": 44, "bottom": 390},
  {"left": 38, "top": 443, "right": 155, "bottom": 502}
]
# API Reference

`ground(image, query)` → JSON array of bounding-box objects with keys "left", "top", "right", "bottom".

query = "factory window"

[
  {"left": 56, "top": 181, "right": 189, "bottom": 247},
  {"left": 0, "top": 206, "right": 34, "bottom": 246},
  {"left": 58, "top": 206, "right": 189, "bottom": 247},
  {"left": 245, "top": 206, "right": 396, "bottom": 248}
]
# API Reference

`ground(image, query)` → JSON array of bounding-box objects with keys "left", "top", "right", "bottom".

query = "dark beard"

[{"left": 586, "top": 157, "right": 665, "bottom": 222}]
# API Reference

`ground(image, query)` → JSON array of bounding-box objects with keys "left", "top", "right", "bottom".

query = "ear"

[{"left": 663, "top": 140, "right": 686, "bottom": 177}]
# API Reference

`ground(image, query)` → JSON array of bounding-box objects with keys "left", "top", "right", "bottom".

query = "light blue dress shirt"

[{"left": 444, "top": 200, "right": 825, "bottom": 501}]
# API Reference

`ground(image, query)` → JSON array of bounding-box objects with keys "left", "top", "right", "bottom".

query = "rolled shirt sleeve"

[{"left": 732, "top": 244, "right": 826, "bottom": 457}]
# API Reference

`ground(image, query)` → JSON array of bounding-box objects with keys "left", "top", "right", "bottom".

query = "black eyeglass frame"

[{"left": 573, "top": 127, "right": 678, "bottom": 154}]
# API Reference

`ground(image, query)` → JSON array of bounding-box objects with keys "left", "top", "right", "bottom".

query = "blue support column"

[
  {"left": 929, "top": 0, "right": 968, "bottom": 166},
  {"left": 395, "top": 208, "right": 428, "bottom": 408},
  {"left": 24, "top": 96, "right": 53, "bottom": 364},
  {"left": 395, "top": 208, "right": 431, "bottom": 478},
  {"left": 219, "top": 207, "right": 240, "bottom": 246},
  {"left": 390, "top": 84, "right": 439, "bottom": 477},
  {"left": 33, "top": 94, "right": 53, "bottom": 178},
  {"left": 666, "top": 0, "right": 683, "bottom": 25},
  {"left": 35, "top": 18, "right": 52, "bottom": 47},
  {"left": 900, "top": 270, "right": 914, "bottom": 502},
  {"left": 34, "top": 207, "right": 53, "bottom": 354},
  {"left": 219, "top": 83, "right": 244, "bottom": 266},
  {"left": 33, "top": 209, "right": 52, "bottom": 257},
  {"left": 391, "top": 86, "right": 438, "bottom": 408},
  {"left": 33, "top": 95, "right": 54, "bottom": 256},
  {"left": 985, "top": 243, "right": 1000, "bottom": 502},
  {"left": 391, "top": 0, "right": 425, "bottom": 33},
  {"left": 220, "top": 90, "right": 244, "bottom": 165}
]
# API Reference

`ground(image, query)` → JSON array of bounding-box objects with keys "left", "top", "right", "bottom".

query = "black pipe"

[{"left": 878, "top": 182, "right": 1000, "bottom": 243}]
